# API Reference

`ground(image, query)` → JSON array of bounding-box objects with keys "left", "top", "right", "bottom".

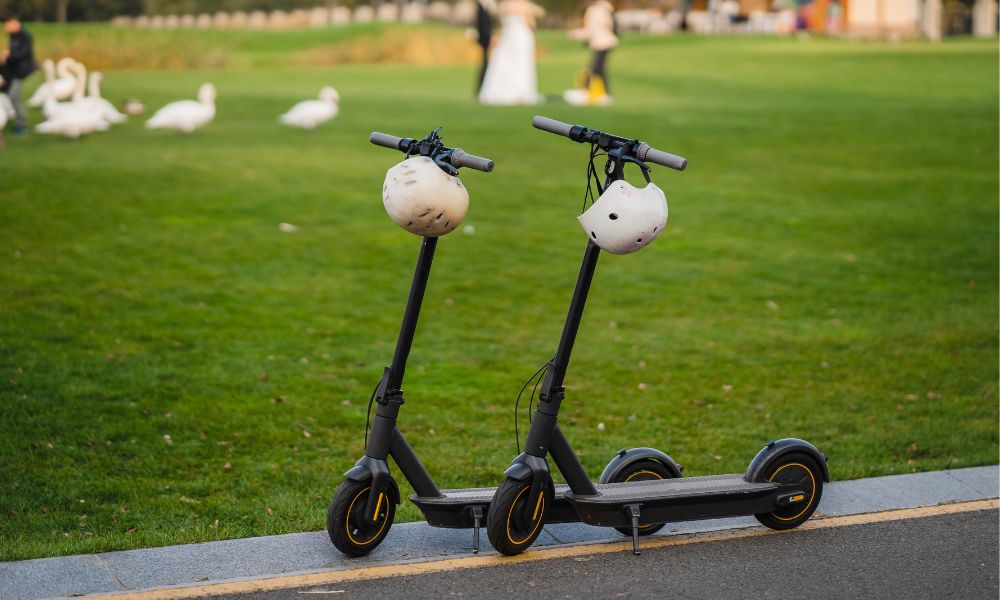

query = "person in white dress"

[{"left": 478, "top": 0, "right": 545, "bottom": 105}]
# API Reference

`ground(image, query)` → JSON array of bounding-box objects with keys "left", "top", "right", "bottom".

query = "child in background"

[{"left": 565, "top": 0, "right": 617, "bottom": 106}]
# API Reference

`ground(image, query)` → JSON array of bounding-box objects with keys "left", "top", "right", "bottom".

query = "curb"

[{"left": 1, "top": 465, "right": 996, "bottom": 600}]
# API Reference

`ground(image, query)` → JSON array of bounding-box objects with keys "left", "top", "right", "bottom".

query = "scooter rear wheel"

[
  {"left": 327, "top": 478, "right": 397, "bottom": 556},
  {"left": 486, "top": 476, "right": 553, "bottom": 556},
  {"left": 611, "top": 459, "right": 677, "bottom": 537},
  {"left": 753, "top": 452, "right": 823, "bottom": 530}
]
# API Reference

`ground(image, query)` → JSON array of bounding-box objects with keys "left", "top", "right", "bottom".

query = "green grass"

[{"left": 1, "top": 26, "right": 997, "bottom": 561}]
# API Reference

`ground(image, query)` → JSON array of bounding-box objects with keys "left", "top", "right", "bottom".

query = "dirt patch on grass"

[{"left": 290, "top": 30, "right": 480, "bottom": 66}]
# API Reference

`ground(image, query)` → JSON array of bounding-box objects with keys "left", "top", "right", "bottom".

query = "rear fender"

[
  {"left": 598, "top": 447, "right": 683, "bottom": 483},
  {"left": 745, "top": 438, "right": 830, "bottom": 483}
]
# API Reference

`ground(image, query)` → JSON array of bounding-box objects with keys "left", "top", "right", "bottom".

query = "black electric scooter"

[
  {"left": 326, "top": 128, "right": 500, "bottom": 556},
  {"left": 485, "top": 116, "right": 830, "bottom": 556},
  {"left": 329, "top": 126, "right": 694, "bottom": 557}
]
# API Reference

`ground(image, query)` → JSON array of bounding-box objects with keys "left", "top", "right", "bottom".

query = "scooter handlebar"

[
  {"left": 637, "top": 143, "right": 688, "bottom": 172},
  {"left": 370, "top": 132, "right": 406, "bottom": 151},
  {"left": 370, "top": 132, "right": 494, "bottom": 173},
  {"left": 532, "top": 115, "right": 688, "bottom": 172},
  {"left": 451, "top": 148, "right": 495, "bottom": 172},
  {"left": 532, "top": 115, "right": 575, "bottom": 138}
]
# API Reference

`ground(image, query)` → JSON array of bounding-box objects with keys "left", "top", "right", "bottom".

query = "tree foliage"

[{"left": 0, "top": 0, "right": 586, "bottom": 22}]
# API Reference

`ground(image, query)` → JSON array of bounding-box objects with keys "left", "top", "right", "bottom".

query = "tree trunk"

[{"left": 56, "top": 0, "right": 70, "bottom": 23}]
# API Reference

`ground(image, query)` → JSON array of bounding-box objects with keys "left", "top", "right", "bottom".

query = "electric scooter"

[
  {"left": 326, "top": 128, "right": 499, "bottom": 556},
  {"left": 328, "top": 127, "right": 601, "bottom": 556},
  {"left": 485, "top": 116, "right": 830, "bottom": 556}
]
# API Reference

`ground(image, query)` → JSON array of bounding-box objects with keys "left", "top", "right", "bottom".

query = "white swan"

[
  {"left": 42, "top": 60, "right": 88, "bottom": 120},
  {"left": 279, "top": 86, "right": 339, "bottom": 130},
  {"left": 36, "top": 63, "right": 109, "bottom": 139},
  {"left": 36, "top": 104, "right": 110, "bottom": 139},
  {"left": 0, "top": 93, "right": 14, "bottom": 120},
  {"left": 86, "top": 72, "right": 127, "bottom": 125},
  {"left": 1, "top": 75, "right": 11, "bottom": 148},
  {"left": 28, "top": 58, "right": 78, "bottom": 107},
  {"left": 145, "top": 83, "right": 216, "bottom": 133}
]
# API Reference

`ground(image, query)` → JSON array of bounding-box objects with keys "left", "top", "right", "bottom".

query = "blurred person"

[
  {"left": 567, "top": 0, "right": 617, "bottom": 105},
  {"left": 1, "top": 13, "right": 36, "bottom": 134},
  {"left": 478, "top": 0, "right": 544, "bottom": 105},
  {"left": 474, "top": 0, "right": 496, "bottom": 95},
  {"left": 826, "top": 0, "right": 842, "bottom": 34}
]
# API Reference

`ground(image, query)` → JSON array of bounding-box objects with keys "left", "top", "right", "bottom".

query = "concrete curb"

[{"left": 2, "top": 465, "right": 997, "bottom": 600}]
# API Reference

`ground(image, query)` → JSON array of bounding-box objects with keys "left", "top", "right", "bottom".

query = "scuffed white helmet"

[
  {"left": 383, "top": 156, "right": 470, "bottom": 237},
  {"left": 578, "top": 180, "right": 668, "bottom": 255}
]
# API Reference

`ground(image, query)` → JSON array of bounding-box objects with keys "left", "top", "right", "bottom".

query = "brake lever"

[
  {"left": 605, "top": 143, "right": 652, "bottom": 184},
  {"left": 433, "top": 152, "right": 459, "bottom": 176}
]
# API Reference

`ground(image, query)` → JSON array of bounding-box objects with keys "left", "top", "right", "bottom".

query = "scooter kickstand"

[
  {"left": 470, "top": 506, "right": 483, "bottom": 554},
  {"left": 626, "top": 504, "right": 642, "bottom": 556}
]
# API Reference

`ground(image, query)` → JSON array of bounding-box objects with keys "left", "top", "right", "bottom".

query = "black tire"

[
  {"left": 327, "top": 478, "right": 397, "bottom": 557},
  {"left": 753, "top": 452, "right": 823, "bottom": 530},
  {"left": 486, "top": 476, "right": 554, "bottom": 556},
  {"left": 610, "top": 459, "right": 677, "bottom": 537}
]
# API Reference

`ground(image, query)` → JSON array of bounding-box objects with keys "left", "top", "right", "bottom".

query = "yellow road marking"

[{"left": 94, "top": 499, "right": 998, "bottom": 600}]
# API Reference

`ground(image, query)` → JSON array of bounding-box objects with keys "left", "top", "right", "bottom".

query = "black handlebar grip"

[
  {"left": 451, "top": 149, "right": 495, "bottom": 173},
  {"left": 638, "top": 143, "right": 688, "bottom": 171},
  {"left": 532, "top": 115, "right": 575, "bottom": 138},
  {"left": 370, "top": 132, "right": 405, "bottom": 150}
]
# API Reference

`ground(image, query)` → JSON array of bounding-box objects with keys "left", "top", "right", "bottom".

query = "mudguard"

[
  {"left": 502, "top": 453, "right": 552, "bottom": 526},
  {"left": 342, "top": 456, "right": 402, "bottom": 504},
  {"left": 745, "top": 438, "right": 830, "bottom": 483},
  {"left": 598, "top": 447, "right": 683, "bottom": 483},
  {"left": 503, "top": 453, "right": 550, "bottom": 481}
]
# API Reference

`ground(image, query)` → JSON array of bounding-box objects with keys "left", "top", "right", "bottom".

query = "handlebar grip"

[
  {"left": 638, "top": 143, "right": 688, "bottom": 171},
  {"left": 451, "top": 149, "right": 495, "bottom": 173},
  {"left": 370, "top": 132, "right": 405, "bottom": 150},
  {"left": 532, "top": 115, "right": 575, "bottom": 138}
]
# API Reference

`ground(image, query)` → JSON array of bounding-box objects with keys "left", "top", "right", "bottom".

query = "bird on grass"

[
  {"left": 279, "top": 86, "right": 339, "bottom": 130},
  {"left": 145, "top": 83, "right": 216, "bottom": 133}
]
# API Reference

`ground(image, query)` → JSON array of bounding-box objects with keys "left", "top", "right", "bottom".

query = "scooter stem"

[{"left": 387, "top": 236, "right": 438, "bottom": 391}]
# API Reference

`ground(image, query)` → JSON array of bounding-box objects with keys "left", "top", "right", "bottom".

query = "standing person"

[
  {"left": 478, "top": 0, "right": 544, "bottom": 105},
  {"left": 474, "top": 0, "right": 495, "bottom": 95},
  {"left": 569, "top": 0, "right": 617, "bottom": 105},
  {"left": 2, "top": 14, "right": 37, "bottom": 134}
]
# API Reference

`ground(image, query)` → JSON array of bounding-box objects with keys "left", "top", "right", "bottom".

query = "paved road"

[{"left": 220, "top": 510, "right": 998, "bottom": 600}]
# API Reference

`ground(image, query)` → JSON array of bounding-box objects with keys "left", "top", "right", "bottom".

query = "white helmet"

[
  {"left": 578, "top": 180, "right": 668, "bottom": 255},
  {"left": 383, "top": 156, "right": 470, "bottom": 237}
]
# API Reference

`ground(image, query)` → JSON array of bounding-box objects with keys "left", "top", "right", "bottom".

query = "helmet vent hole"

[
  {"left": 436, "top": 212, "right": 444, "bottom": 220},
  {"left": 609, "top": 213, "right": 619, "bottom": 220},
  {"left": 591, "top": 231, "right": 597, "bottom": 240},
  {"left": 419, "top": 210, "right": 431, "bottom": 217},
  {"left": 444, "top": 220, "right": 450, "bottom": 228},
  {"left": 405, "top": 179, "right": 419, "bottom": 186},
  {"left": 637, "top": 238, "right": 642, "bottom": 243},
  {"left": 407, "top": 221, "right": 414, "bottom": 226},
  {"left": 653, "top": 226, "right": 658, "bottom": 232}
]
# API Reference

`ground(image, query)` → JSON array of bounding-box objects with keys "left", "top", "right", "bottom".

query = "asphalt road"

[{"left": 218, "top": 510, "right": 998, "bottom": 600}]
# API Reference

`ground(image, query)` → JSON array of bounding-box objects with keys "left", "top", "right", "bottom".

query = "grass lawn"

[{"left": 1, "top": 24, "right": 997, "bottom": 561}]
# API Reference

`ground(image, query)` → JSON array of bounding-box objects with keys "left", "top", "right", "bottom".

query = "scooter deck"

[
  {"left": 411, "top": 484, "right": 576, "bottom": 528},
  {"left": 565, "top": 473, "right": 791, "bottom": 528}
]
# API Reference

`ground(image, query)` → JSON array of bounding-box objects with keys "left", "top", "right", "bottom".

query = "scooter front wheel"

[
  {"left": 486, "top": 476, "right": 553, "bottom": 556},
  {"left": 753, "top": 452, "right": 823, "bottom": 530},
  {"left": 327, "top": 478, "right": 397, "bottom": 556},
  {"left": 610, "top": 459, "right": 677, "bottom": 537}
]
